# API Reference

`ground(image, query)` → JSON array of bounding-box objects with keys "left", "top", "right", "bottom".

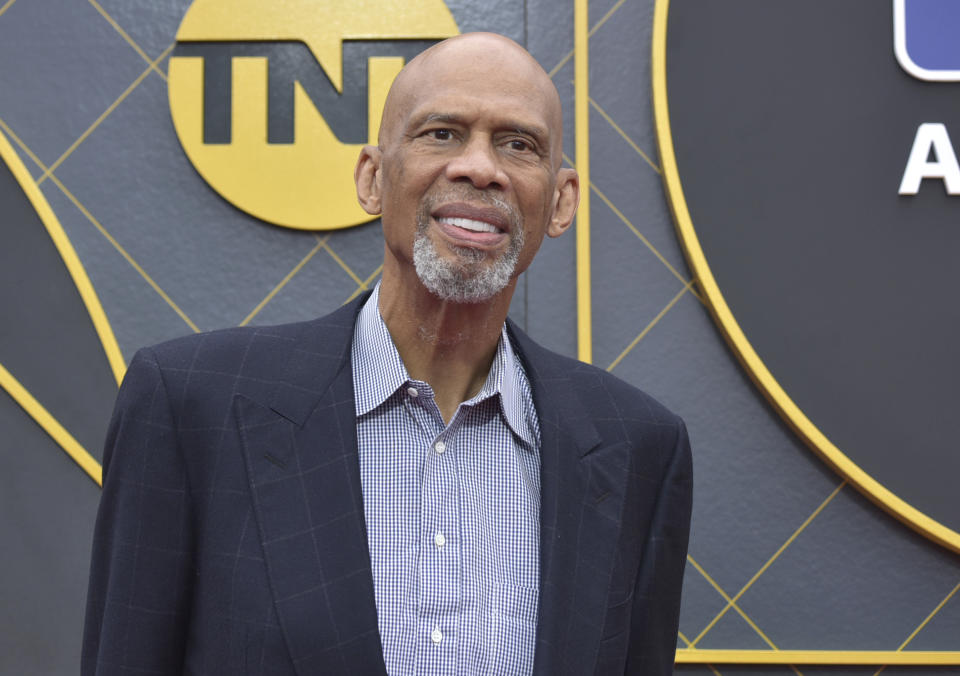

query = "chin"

[{"left": 413, "top": 234, "right": 516, "bottom": 303}]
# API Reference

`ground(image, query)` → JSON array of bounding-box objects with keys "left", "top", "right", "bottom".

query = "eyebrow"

[{"left": 406, "top": 112, "right": 466, "bottom": 132}]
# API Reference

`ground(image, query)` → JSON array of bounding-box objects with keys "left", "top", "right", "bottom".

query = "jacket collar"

[
  {"left": 506, "top": 322, "right": 630, "bottom": 675},
  {"left": 265, "top": 295, "right": 366, "bottom": 426}
]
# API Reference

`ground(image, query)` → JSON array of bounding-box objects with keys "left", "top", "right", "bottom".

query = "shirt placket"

[{"left": 406, "top": 384, "right": 462, "bottom": 675}]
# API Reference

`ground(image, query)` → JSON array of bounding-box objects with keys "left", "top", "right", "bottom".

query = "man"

[{"left": 83, "top": 33, "right": 692, "bottom": 675}]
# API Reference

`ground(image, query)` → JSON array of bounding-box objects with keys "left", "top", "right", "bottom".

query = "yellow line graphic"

[
  {"left": 589, "top": 179, "right": 702, "bottom": 301},
  {"left": 589, "top": 96, "right": 661, "bottom": 174},
  {"left": 896, "top": 580, "right": 960, "bottom": 649},
  {"left": 0, "top": 364, "right": 102, "bottom": 485},
  {"left": 690, "top": 481, "right": 847, "bottom": 647},
  {"left": 38, "top": 44, "right": 173, "bottom": 185},
  {"left": 321, "top": 237, "right": 365, "bottom": 287},
  {"left": 685, "top": 556, "right": 781, "bottom": 651},
  {"left": 607, "top": 279, "right": 693, "bottom": 372},
  {"left": 47, "top": 173, "right": 201, "bottom": 334},
  {"left": 0, "top": 117, "right": 49, "bottom": 183},
  {"left": 549, "top": 0, "right": 627, "bottom": 77},
  {"left": 343, "top": 265, "right": 384, "bottom": 305},
  {"left": 870, "top": 580, "right": 960, "bottom": 674},
  {"left": 240, "top": 236, "right": 327, "bottom": 326},
  {"left": 87, "top": 0, "right": 168, "bottom": 80},
  {"left": 574, "top": 0, "right": 592, "bottom": 364},
  {"left": 675, "top": 650, "right": 960, "bottom": 665}
]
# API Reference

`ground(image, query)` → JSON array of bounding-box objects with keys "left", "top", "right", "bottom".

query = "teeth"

[{"left": 440, "top": 217, "right": 499, "bottom": 234}]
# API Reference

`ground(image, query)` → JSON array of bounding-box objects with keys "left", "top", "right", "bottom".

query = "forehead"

[
  {"left": 404, "top": 87, "right": 552, "bottom": 137},
  {"left": 391, "top": 43, "right": 561, "bottom": 138}
]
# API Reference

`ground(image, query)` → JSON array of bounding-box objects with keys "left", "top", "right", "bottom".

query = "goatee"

[{"left": 412, "top": 192, "right": 523, "bottom": 303}]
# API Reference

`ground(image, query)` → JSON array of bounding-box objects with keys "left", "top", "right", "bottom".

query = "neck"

[{"left": 378, "top": 260, "right": 515, "bottom": 423}]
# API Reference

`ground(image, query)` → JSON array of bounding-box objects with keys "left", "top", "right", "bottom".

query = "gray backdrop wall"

[{"left": 0, "top": 0, "right": 958, "bottom": 674}]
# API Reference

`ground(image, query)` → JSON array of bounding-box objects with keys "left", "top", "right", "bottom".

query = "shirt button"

[
  {"left": 431, "top": 626, "right": 443, "bottom": 644},
  {"left": 407, "top": 386, "right": 419, "bottom": 398},
  {"left": 434, "top": 532, "right": 446, "bottom": 548},
  {"left": 434, "top": 441, "right": 446, "bottom": 454}
]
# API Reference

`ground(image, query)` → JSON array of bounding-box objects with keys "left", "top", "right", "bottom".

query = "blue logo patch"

[{"left": 895, "top": 0, "right": 960, "bottom": 80}]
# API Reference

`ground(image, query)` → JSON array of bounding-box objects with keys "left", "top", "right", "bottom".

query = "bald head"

[{"left": 378, "top": 32, "right": 565, "bottom": 167}]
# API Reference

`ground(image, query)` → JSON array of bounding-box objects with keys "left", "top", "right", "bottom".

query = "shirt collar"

[
  {"left": 351, "top": 284, "right": 536, "bottom": 446},
  {"left": 352, "top": 284, "right": 410, "bottom": 417}
]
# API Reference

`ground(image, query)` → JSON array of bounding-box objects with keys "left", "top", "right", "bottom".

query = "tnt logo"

[
  {"left": 894, "top": 0, "right": 960, "bottom": 81},
  {"left": 168, "top": 0, "right": 458, "bottom": 230}
]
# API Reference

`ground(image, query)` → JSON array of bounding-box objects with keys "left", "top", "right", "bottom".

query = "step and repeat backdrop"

[{"left": 1, "top": 0, "right": 958, "bottom": 673}]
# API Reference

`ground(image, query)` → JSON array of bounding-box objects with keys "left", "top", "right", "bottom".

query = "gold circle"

[{"left": 167, "top": 0, "right": 459, "bottom": 230}]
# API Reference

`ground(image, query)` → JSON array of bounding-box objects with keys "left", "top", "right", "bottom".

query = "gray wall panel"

[{"left": 0, "top": 389, "right": 98, "bottom": 676}]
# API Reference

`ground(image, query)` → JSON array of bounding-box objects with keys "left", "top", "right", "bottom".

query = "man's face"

[{"left": 360, "top": 36, "right": 577, "bottom": 303}]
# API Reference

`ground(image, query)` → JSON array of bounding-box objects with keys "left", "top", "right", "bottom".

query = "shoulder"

[
  {"left": 571, "top": 358, "right": 681, "bottom": 425},
  {"left": 558, "top": 354, "right": 686, "bottom": 453},
  {"left": 140, "top": 320, "right": 313, "bottom": 375},
  {"left": 119, "top": 322, "right": 311, "bottom": 408},
  {"left": 510, "top": 326, "right": 692, "bottom": 492},
  {"left": 508, "top": 321, "right": 687, "bottom": 459},
  {"left": 119, "top": 297, "right": 365, "bottom": 419},
  {"left": 113, "top": 321, "right": 317, "bottom": 426},
  {"left": 135, "top": 296, "right": 366, "bottom": 382},
  {"left": 508, "top": 321, "right": 682, "bottom": 427}
]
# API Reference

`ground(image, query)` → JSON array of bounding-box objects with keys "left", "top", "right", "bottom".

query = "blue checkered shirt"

[{"left": 352, "top": 285, "right": 542, "bottom": 676}]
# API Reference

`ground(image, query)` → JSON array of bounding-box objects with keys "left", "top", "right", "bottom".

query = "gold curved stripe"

[
  {"left": 0, "top": 362, "right": 102, "bottom": 485},
  {"left": 651, "top": 0, "right": 960, "bottom": 554},
  {"left": 0, "top": 130, "right": 126, "bottom": 385},
  {"left": 0, "top": 128, "right": 119, "bottom": 486},
  {"left": 675, "top": 650, "right": 960, "bottom": 665}
]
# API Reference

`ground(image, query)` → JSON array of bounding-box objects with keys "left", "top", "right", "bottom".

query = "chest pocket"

[{"left": 484, "top": 583, "right": 538, "bottom": 674}]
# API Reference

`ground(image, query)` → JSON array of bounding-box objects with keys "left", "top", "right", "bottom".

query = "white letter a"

[{"left": 899, "top": 123, "right": 960, "bottom": 195}]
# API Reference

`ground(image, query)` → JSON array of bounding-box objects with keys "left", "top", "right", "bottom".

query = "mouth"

[
  {"left": 431, "top": 203, "right": 510, "bottom": 247},
  {"left": 438, "top": 216, "right": 500, "bottom": 234}
]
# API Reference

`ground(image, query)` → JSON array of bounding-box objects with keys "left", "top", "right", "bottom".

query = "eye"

[
  {"left": 426, "top": 128, "right": 454, "bottom": 141},
  {"left": 506, "top": 137, "right": 535, "bottom": 153}
]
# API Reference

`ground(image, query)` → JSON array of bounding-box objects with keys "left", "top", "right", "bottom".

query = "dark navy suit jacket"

[{"left": 82, "top": 295, "right": 692, "bottom": 675}]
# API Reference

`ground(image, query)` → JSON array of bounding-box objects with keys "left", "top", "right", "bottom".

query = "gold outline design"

[
  {"left": 0, "top": 129, "right": 123, "bottom": 485},
  {"left": 652, "top": 0, "right": 960, "bottom": 664},
  {"left": 239, "top": 236, "right": 327, "bottom": 326},
  {"left": 675, "top": 650, "right": 960, "bottom": 665},
  {"left": 574, "top": 0, "right": 592, "bottom": 364},
  {"left": 0, "top": 364, "right": 102, "bottom": 485},
  {"left": 0, "top": 0, "right": 17, "bottom": 20},
  {"left": 651, "top": 0, "right": 960, "bottom": 554}
]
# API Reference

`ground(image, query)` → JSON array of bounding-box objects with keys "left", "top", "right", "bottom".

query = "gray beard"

[{"left": 412, "top": 197, "right": 524, "bottom": 304}]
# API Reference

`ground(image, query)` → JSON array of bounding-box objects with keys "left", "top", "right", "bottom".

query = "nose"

[{"left": 444, "top": 135, "right": 508, "bottom": 190}]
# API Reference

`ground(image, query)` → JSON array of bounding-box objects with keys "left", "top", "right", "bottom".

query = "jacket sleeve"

[
  {"left": 624, "top": 418, "right": 693, "bottom": 675},
  {"left": 82, "top": 348, "right": 195, "bottom": 675}
]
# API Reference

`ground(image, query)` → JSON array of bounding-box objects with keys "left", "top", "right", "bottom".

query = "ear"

[
  {"left": 355, "top": 145, "right": 383, "bottom": 215},
  {"left": 547, "top": 167, "right": 579, "bottom": 238}
]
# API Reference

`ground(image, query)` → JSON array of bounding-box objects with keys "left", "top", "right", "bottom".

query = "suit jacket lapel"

[
  {"left": 508, "top": 323, "right": 631, "bottom": 676},
  {"left": 235, "top": 297, "right": 386, "bottom": 675}
]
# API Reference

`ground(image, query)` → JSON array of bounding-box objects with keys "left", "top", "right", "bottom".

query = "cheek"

[{"left": 517, "top": 174, "right": 558, "bottom": 218}]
